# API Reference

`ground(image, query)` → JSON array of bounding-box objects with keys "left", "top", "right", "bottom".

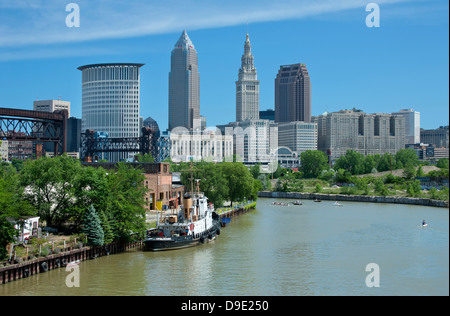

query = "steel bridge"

[
  {"left": 80, "top": 127, "right": 171, "bottom": 162},
  {"left": 0, "top": 107, "right": 68, "bottom": 156}
]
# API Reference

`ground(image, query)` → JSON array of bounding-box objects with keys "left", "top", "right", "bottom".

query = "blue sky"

[{"left": 0, "top": 0, "right": 448, "bottom": 130}]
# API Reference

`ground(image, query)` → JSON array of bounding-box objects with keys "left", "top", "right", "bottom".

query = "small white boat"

[
  {"left": 333, "top": 201, "right": 343, "bottom": 206},
  {"left": 422, "top": 220, "right": 428, "bottom": 227}
]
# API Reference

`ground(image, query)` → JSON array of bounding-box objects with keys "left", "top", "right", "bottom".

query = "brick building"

[{"left": 82, "top": 162, "right": 185, "bottom": 211}]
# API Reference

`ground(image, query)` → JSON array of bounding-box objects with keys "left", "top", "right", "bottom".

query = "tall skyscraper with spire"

[
  {"left": 236, "top": 33, "right": 260, "bottom": 121},
  {"left": 169, "top": 30, "right": 200, "bottom": 131}
]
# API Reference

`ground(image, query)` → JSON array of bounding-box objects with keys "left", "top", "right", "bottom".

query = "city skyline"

[{"left": 0, "top": 0, "right": 448, "bottom": 131}]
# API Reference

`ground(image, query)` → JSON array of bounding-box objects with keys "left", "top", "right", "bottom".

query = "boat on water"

[
  {"left": 422, "top": 220, "right": 428, "bottom": 227},
  {"left": 333, "top": 201, "right": 343, "bottom": 206},
  {"left": 144, "top": 191, "right": 221, "bottom": 251},
  {"left": 314, "top": 199, "right": 321, "bottom": 202},
  {"left": 272, "top": 201, "right": 291, "bottom": 206},
  {"left": 292, "top": 200, "right": 303, "bottom": 205}
]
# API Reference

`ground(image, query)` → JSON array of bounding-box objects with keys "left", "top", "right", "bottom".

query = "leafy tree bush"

[{"left": 300, "top": 150, "right": 328, "bottom": 178}]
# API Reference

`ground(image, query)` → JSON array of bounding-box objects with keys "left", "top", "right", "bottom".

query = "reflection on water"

[{"left": 1, "top": 198, "right": 448, "bottom": 296}]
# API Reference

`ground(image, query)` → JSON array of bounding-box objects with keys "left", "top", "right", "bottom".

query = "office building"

[
  {"left": 236, "top": 33, "right": 260, "bottom": 121},
  {"left": 78, "top": 63, "right": 144, "bottom": 162},
  {"left": 314, "top": 109, "right": 405, "bottom": 161},
  {"left": 33, "top": 99, "right": 80, "bottom": 155},
  {"left": 218, "top": 119, "right": 278, "bottom": 164},
  {"left": 420, "top": 126, "right": 449, "bottom": 148},
  {"left": 275, "top": 63, "right": 311, "bottom": 123},
  {"left": 278, "top": 121, "right": 318, "bottom": 154},
  {"left": 67, "top": 117, "right": 81, "bottom": 153},
  {"left": 392, "top": 109, "right": 420, "bottom": 144},
  {"left": 33, "top": 99, "right": 71, "bottom": 118},
  {"left": 169, "top": 30, "right": 200, "bottom": 131},
  {"left": 260, "top": 109, "right": 275, "bottom": 121},
  {"left": 170, "top": 129, "right": 233, "bottom": 163}
]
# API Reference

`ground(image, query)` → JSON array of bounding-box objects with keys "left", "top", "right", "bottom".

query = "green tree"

[
  {"left": 0, "top": 164, "right": 34, "bottom": 259},
  {"left": 71, "top": 165, "right": 109, "bottom": 227},
  {"left": 98, "top": 209, "right": 114, "bottom": 245},
  {"left": 105, "top": 162, "right": 148, "bottom": 242},
  {"left": 436, "top": 158, "right": 449, "bottom": 169},
  {"left": 83, "top": 205, "right": 104, "bottom": 246},
  {"left": 362, "top": 154, "right": 379, "bottom": 174},
  {"left": 406, "top": 180, "right": 422, "bottom": 197},
  {"left": 403, "top": 162, "right": 416, "bottom": 180},
  {"left": 315, "top": 183, "right": 323, "bottom": 193},
  {"left": 395, "top": 148, "right": 419, "bottom": 169},
  {"left": 198, "top": 163, "right": 229, "bottom": 207},
  {"left": 135, "top": 153, "right": 155, "bottom": 163},
  {"left": 377, "top": 153, "right": 394, "bottom": 172},
  {"left": 334, "top": 150, "right": 365, "bottom": 175},
  {"left": 20, "top": 155, "right": 83, "bottom": 226},
  {"left": 250, "top": 163, "right": 261, "bottom": 179},
  {"left": 300, "top": 150, "right": 328, "bottom": 178},
  {"left": 221, "top": 162, "right": 254, "bottom": 205},
  {"left": 416, "top": 165, "right": 425, "bottom": 177},
  {"left": 374, "top": 178, "right": 389, "bottom": 196}
]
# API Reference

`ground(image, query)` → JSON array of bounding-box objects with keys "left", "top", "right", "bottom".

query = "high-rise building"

[
  {"left": 275, "top": 63, "right": 311, "bottom": 123},
  {"left": 78, "top": 63, "right": 144, "bottom": 162},
  {"left": 169, "top": 30, "right": 200, "bottom": 131},
  {"left": 236, "top": 33, "right": 260, "bottom": 121},
  {"left": 278, "top": 121, "right": 318, "bottom": 154},
  {"left": 420, "top": 126, "right": 449, "bottom": 148},
  {"left": 33, "top": 98, "right": 72, "bottom": 155},
  {"left": 391, "top": 109, "right": 420, "bottom": 144},
  {"left": 217, "top": 119, "right": 278, "bottom": 164},
  {"left": 314, "top": 109, "right": 405, "bottom": 162},
  {"left": 33, "top": 99, "right": 71, "bottom": 117}
]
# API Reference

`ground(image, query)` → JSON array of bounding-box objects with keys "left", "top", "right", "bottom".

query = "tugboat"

[{"left": 144, "top": 190, "right": 221, "bottom": 251}]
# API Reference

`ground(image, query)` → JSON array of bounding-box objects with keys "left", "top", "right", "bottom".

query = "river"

[{"left": 1, "top": 198, "right": 448, "bottom": 296}]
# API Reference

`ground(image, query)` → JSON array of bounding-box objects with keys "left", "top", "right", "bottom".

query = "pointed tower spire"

[
  {"left": 175, "top": 29, "right": 195, "bottom": 50},
  {"left": 236, "top": 32, "right": 259, "bottom": 121},
  {"left": 241, "top": 32, "right": 254, "bottom": 71}
]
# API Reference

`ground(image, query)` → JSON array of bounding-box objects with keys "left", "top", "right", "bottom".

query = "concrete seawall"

[{"left": 258, "top": 191, "right": 449, "bottom": 208}]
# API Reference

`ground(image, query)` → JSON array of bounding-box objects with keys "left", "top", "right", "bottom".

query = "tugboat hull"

[{"left": 145, "top": 223, "right": 220, "bottom": 251}]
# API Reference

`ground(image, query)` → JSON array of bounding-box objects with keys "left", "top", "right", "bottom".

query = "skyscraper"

[
  {"left": 275, "top": 63, "right": 311, "bottom": 123},
  {"left": 78, "top": 63, "right": 144, "bottom": 162},
  {"left": 236, "top": 33, "right": 260, "bottom": 121},
  {"left": 391, "top": 109, "right": 420, "bottom": 144},
  {"left": 169, "top": 30, "right": 200, "bottom": 131}
]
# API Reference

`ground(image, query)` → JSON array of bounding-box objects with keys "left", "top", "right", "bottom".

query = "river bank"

[
  {"left": 0, "top": 202, "right": 256, "bottom": 286},
  {"left": 258, "top": 191, "right": 449, "bottom": 208}
]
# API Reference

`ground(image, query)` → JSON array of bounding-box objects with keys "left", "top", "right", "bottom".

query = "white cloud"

[{"left": 0, "top": 0, "right": 412, "bottom": 47}]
